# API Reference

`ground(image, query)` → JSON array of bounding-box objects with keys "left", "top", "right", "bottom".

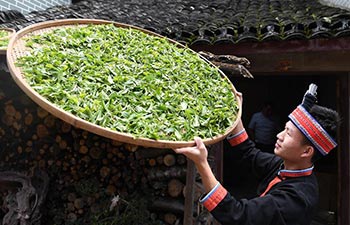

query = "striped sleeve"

[
  {"left": 227, "top": 129, "right": 248, "bottom": 146},
  {"left": 199, "top": 182, "right": 228, "bottom": 212}
]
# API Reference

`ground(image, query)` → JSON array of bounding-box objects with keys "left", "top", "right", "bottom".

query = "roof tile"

[{"left": 1, "top": 0, "right": 350, "bottom": 45}]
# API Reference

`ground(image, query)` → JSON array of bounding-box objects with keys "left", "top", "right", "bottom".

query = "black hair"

[
  {"left": 262, "top": 101, "right": 274, "bottom": 109},
  {"left": 305, "top": 105, "right": 341, "bottom": 162}
]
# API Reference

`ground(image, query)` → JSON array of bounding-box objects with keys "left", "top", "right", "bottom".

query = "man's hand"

[
  {"left": 173, "top": 137, "right": 208, "bottom": 166},
  {"left": 173, "top": 137, "right": 219, "bottom": 193}
]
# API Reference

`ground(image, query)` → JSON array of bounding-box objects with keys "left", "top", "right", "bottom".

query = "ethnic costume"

[
  {"left": 200, "top": 133, "right": 318, "bottom": 225},
  {"left": 199, "top": 84, "right": 337, "bottom": 225}
]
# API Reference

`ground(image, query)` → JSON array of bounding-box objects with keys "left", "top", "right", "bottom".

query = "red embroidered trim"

[
  {"left": 289, "top": 106, "right": 337, "bottom": 155},
  {"left": 279, "top": 169, "right": 312, "bottom": 178},
  {"left": 228, "top": 130, "right": 248, "bottom": 146},
  {"left": 203, "top": 185, "right": 228, "bottom": 212}
]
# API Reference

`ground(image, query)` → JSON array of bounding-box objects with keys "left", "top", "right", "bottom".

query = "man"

[
  {"left": 173, "top": 84, "right": 340, "bottom": 225},
  {"left": 248, "top": 101, "right": 280, "bottom": 153}
]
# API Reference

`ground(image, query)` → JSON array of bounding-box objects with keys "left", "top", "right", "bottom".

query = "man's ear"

[{"left": 301, "top": 145, "right": 315, "bottom": 158}]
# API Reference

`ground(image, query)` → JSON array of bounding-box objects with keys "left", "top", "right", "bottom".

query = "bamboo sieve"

[{"left": 6, "top": 19, "right": 241, "bottom": 148}]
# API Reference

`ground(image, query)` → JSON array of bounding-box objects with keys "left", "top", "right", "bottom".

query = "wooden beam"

[
  {"left": 190, "top": 37, "right": 350, "bottom": 73},
  {"left": 338, "top": 75, "right": 350, "bottom": 225},
  {"left": 239, "top": 51, "right": 350, "bottom": 73}
]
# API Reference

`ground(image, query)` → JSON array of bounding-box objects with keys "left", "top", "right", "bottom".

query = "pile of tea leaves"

[{"left": 16, "top": 24, "right": 239, "bottom": 141}]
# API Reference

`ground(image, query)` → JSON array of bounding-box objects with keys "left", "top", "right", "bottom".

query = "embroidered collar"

[{"left": 277, "top": 164, "right": 314, "bottom": 179}]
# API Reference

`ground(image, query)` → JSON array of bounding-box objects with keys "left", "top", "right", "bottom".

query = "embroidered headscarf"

[{"left": 288, "top": 84, "right": 337, "bottom": 155}]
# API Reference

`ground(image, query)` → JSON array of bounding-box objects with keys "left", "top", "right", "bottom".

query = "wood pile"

[{"left": 0, "top": 67, "right": 218, "bottom": 225}]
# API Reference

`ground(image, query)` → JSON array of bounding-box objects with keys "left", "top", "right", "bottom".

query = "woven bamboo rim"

[
  {"left": 6, "top": 19, "right": 241, "bottom": 148},
  {"left": 0, "top": 28, "right": 16, "bottom": 54}
]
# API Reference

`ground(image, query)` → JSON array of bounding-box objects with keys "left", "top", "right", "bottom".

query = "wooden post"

[
  {"left": 338, "top": 74, "right": 350, "bottom": 225},
  {"left": 183, "top": 159, "right": 196, "bottom": 225},
  {"left": 212, "top": 141, "right": 223, "bottom": 183},
  {"left": 212, "top": 141, "right": 223, "bottom": 225}
]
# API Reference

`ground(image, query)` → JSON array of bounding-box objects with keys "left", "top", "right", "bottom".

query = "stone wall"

[{"left": 0, "top": 0, "right": 71, "bottom": 14}]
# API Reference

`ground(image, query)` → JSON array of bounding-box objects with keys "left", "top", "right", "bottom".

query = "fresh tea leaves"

[
  {"left": 16, "top": 24, "right": 239, "bottom": 141},
  {"left": 0, "top": 29, "right": 10, "bottom": 48}
]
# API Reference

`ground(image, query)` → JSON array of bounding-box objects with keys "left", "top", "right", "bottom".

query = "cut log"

[
  {"left": 15, "top": 111, "right": 21, "bottom": 120},
  {"left": 150, "top": 197, "right": 184, "bottom": 215},
  {"left": 79, "top": 145, "right": 88, "bottom": 155},
  {"left": 59, "top": 139, "right": 68, "bottom": 150},
  {"left": 164, "top": 213, "right": 178, "bottom": 225},
  {"left": 106, "top": 184, "right": 117, "bottom": 195},
  {"left": 100, "top": 166, "right": 111, "bottom": 179},
  {"left": 135, "top": 148, "right": 173, "bottom": 160},
  {"left": 37, "top": 107, "right": 49, "bottom": 118},
  {"left": 168, "top": 179, "right": 184, "bottom": 198},
  {"left": 148, "top": 158, "right": 157, "bottom": 167},
  {"left": 89, "top": 146, "right": 101, "bottom": 159},
  {"left": 74, "top": 198, "right": 85, "bottom": 210},
  {"left": 1, "top": 114, "right": 14, "bottom": 126},
  {"left": 61, "top": 122, "right": 71, "bottom": 133},
  {"left": 44, "top": 115, "right": 56, "bottom": 128},
  {"left": 163, "top": 154, "right": 176, "bottom": 167},
  {"left": 36, "top": 124, "right": 49, "bottom": 138},
  {"left": 147, "top": 166, "right": 187, "bottom": 181},
  {"left": 4, "top": 104, "right": 16, "bottom": 116}
]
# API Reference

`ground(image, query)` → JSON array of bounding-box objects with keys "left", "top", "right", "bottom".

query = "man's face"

[{"left": 274, "top": 121, "right": 308, "bottom": 162}]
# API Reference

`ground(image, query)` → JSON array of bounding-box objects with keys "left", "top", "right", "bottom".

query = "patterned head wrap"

[{"left": 288, "top": 84, "right": 337, "bottom": 155}]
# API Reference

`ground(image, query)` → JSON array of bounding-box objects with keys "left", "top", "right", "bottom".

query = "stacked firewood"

[{"left": 0, "top": 71, "right": 217, "bottom": 224}]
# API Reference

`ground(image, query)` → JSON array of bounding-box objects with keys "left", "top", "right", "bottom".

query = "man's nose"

[{"left": 276, "top": 130, "right": 284, "bottom": 140}]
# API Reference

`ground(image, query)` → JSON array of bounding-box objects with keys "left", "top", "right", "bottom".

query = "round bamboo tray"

[
  {"left": 0, "top": 28, "right": 16, "bottom": 54},
  {"left": 6, "top": 19, "right": 241, "bottom": 148}
]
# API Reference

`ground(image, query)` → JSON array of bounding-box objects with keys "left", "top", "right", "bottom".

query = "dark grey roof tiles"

[{"left": 1, "top": 0, "right": 350, "bottom": 45}]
